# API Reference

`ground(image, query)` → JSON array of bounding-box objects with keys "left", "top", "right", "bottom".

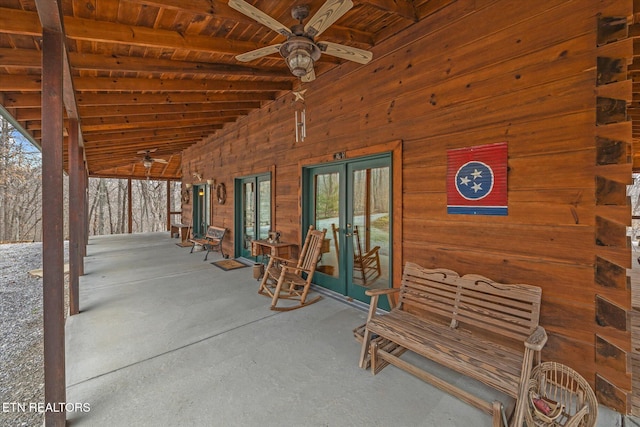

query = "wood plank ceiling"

[{"left": 0, "top": 0, "right": 446, "bottom": 180}]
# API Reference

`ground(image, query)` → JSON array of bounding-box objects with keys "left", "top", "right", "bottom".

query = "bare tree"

[
  {"left": 0, "top": 116, "right": 179, "bottom": 242},
  {"left": 0, "top": 118, "right": 45, "bottom": 242}
]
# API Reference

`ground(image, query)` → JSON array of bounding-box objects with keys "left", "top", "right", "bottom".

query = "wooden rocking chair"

[
  {"left": 258, "top": 225, "right": 327, "bottom": 311},
  {"left": 353, "top": 225, "right": 381, "bottom": 286}
]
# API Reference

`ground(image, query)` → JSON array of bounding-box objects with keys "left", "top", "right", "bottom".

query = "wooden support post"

[
  {"left": 68, "top": 118, "right": 80, "bottom": 315},
  {"left": 41, "top": 27, "right": 66, "bottom": 427},
  {"left": 79, "top": 160, "right": 86, "bottom": 273},
  {"left": 128, "top": 178, "right": 133, "bottom": 234},
  {"left": 167, "top": 180, "right": 171, "bottom": 231},
  {"left": 83, "top": 169, "right": 89, "bottom": 251}
]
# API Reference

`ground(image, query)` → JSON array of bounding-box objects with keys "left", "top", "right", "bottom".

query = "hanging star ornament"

[{"left": 292, "top": 89, "right": 307, "bottom": 103}]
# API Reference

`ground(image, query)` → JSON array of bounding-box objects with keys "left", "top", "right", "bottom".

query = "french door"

[
  {"left": 235, "top": 174, "right": 271, "bottom": 259},
  {"left": 192, "top": 184, "right": 210, "bottom": 237},
  {"left": 303, "top": 155, "right": 391, "bottom": 308}
]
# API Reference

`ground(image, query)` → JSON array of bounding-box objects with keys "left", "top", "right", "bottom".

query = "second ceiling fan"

[{"left": 229, "top": 0, "right": 373, "bottom": 82}]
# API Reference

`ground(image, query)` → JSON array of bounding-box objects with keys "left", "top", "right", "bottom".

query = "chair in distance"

[
  {"left": 330, "top": 223, "right": 381, "bottom": 286},
  {"left": 352, "top": 225, "right": 381, "bottom": 286},
  {"left": 258, "top": 225, "right": 327, "bottom": 311}
]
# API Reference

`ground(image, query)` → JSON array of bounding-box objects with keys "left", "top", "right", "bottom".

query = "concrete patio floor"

[{"left": 65, "top": 233, "right": 619, "bottom": 426}]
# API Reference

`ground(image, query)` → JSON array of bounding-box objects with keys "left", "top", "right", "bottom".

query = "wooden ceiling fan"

[{"left": 229, "top": 0, "right": 373, "bottom": 82}]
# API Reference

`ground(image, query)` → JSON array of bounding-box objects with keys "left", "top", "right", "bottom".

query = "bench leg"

[
  {"left": 370, "top": 340, "right": 378, "bottom": 375},
  {"left": 511, "top": 349, "right": 536, "bottom": 427},
  {"left": 203, "top": 245, "right": 210, "bottom": 261},
  {"left": 358, "top": 327, "right": 373, "bottom": 369},
  {"left": 491, "top": 401, "right": 503, "bottom": 427}
]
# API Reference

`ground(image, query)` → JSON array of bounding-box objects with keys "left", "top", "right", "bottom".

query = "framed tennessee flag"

[{"left": 447, "top": 142, "right": 508, "bottom": 215}]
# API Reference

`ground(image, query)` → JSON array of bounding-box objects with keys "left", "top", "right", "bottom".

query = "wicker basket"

[{"left": 525, "top": 362, "right": 598, "bottom": 427}]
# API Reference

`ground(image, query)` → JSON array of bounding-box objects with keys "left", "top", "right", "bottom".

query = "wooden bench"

[
  {"left": 189, "top": 226, "right": 227, "bottom": 261},
  {"left": 358, "top": 262, "right": 547, "bottom": 427}
]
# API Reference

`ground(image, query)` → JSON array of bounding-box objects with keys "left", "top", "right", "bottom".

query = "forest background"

[{"left": 0, "top": 117, "right": 180, "bottom": 243}]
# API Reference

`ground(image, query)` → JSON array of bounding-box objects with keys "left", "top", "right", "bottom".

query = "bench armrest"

[
  {"left": 365, "top": 288, "right": 400, "bottom": 297},
  {"left": 524, "top": 326, "right": 548, "bottom": 352}
]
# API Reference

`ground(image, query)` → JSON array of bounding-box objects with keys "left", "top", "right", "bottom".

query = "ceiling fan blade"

[
  {"left": 137, "top": 148, "right": 157, "bottom": 154},
  {"left": 305, "top": 0, "right": 353, "bottom": 38},
  {"left": 236, "top": 44, "right": 282, "bottom": 62},
  {"left": 152, "top": 158, "right": 169, "bottom": 164},
  {"left": 228, "top": 0, "right": 292, "bottom": 38},
  {"left": 319, "top": 41, "right": 373, "bottom": 64},
  {"left": 301, "top": 68, "right": 316, "bottom": 83}
]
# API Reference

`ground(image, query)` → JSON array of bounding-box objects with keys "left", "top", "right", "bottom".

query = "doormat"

[
  {"left": 211, "top": 259, "right": 248, "bottom": 271},
  {"left": 176, "top": 241, "right": 193, "bottom": 248}
]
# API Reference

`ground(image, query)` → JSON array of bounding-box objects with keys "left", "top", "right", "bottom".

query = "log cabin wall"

[{"left": 182, "top": 0, "right": 636, "bottom": 413}]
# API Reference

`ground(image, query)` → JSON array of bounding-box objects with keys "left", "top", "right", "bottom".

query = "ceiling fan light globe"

[
  {"left": 287, "top": 49, "right": 313, "bottom": 77},
  {"left": 143, "top": 159, "right": 153, "bottom": 169}
]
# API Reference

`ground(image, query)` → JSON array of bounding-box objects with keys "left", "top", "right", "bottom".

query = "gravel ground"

[{"left": 1, "top": 241, "right": 68, "bottom": 427}]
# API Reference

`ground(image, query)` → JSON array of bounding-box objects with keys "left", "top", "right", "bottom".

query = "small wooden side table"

[
  {"left": 251, "top": 239, "right": 298, "bottom": 261},
  {"left": 170, "top": 223, "right": 191, "bottom": 244}
]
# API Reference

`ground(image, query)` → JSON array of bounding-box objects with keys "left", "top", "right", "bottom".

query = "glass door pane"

[
  {"left": 241, "top": 181, "right": 255, "bottom": 258},
  {"left": 315, "top": 171, "right": 341, "bottom": 278},
  {"left": 258, "top": 178, "right": 271, "bottom": 240},
  {"left": 236, "top": 174, "right": 271, "bottom": 259},
  {"left": 348, "top": 165, "right": 390, "bottom": 293},
  {"left": 305, "top": 165, "right": 345, "bottom": 295}
]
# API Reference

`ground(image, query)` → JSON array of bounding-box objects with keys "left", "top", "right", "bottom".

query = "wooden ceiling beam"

[
  {"left": 3, "top": 75, "right": 292, "bottom": 92},
  {"left": 0, "top": 47, "right": 293, "bottom": 78},
  {"left": 80, "top": 118, "right": 228, "bottom": 133},
  {"left": 17, "top": 104, "right": 257, "bottom": 120},
  {"left": 76, "top": 92, "right": 275, "bottom": 106},
  {"left": 84, "top": 136, "right": 209, "bottom": 148},
  {"left": 86, "top": 141, "right": 199, "bottom": 157},
  {"left": 74, "top": 77, "right": 291, "bottom": 92},
  {"left": 85, "top": 143, "right": 201, "bottom": 158},
  {"left": 0, "top": 7, "right": 272, "bottom": 56},
  {"left": 86, "top": 142, "right": 202, "bottom": 156},
  {"left": 80, "top": 111, "right": 245, "bottom": 127},
  {"left": 128, "top": 0, "right": 375, "bottom": 46},
  {"left": 0, "top": 7, "right": 41, "bottom": 36},
  {"left": 90, "top": 171, "right": 181, "bottom": 180},
  {"left": 26, "top": 115, "right": 234, "bottom": 132},
  {"left": 69, "top": 52, "right": 292, "bottom": 78},
  {"left": 0, "top": 47, "right": 40, "bottom": 68},
  {"left": 0, "top": 93, "right": 271, "bottom": 110},
  {"left": 83, "top": 146, "right": 197, "bottom": 159},
  {"left": 81, "top": 125, "right": 223, "bottom": 143},
  {"left": 80, "top": 117, "right": 236, "bottom": 133},
  {"left": 1, "top": 93, "right": 43, "bottom": 108},
  {"left": 78, "top": 103, "right": 259, "bottom": 118}
]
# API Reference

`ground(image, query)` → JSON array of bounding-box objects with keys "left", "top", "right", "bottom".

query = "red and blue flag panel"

[{"left": 447, "top": 142, "right": 508, "bottom": 216}]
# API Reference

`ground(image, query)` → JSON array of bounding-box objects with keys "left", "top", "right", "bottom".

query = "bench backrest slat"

[
  {"left": 399, "top": 264, "right": 460, "bottom": 325},
  {"left": 398, "top": 262, "right": 541, "bottom": 342},
  {"left": 206, "top": 226, "right": 226, "bottom": 240}
]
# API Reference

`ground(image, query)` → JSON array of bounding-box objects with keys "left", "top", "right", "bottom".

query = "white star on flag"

[
  {"left": 472, "top": 182, "right": 482, "bottom": 193},
  {"left": 471, "top": 169, "right": 482, "bottom": 179},
  {"left": 459, "top": 176, "right": 470, "bottom": 186}
]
